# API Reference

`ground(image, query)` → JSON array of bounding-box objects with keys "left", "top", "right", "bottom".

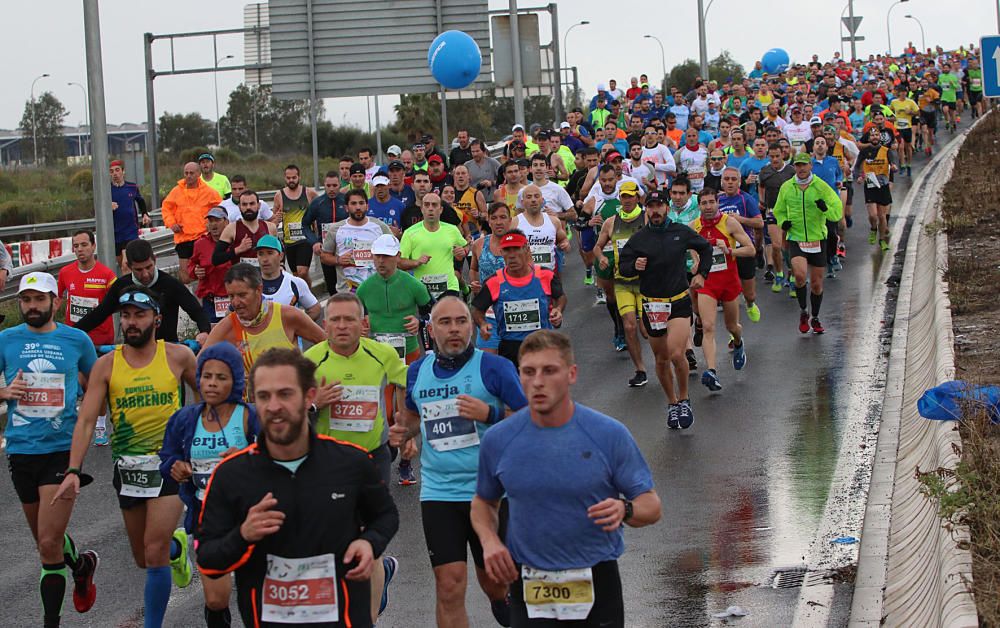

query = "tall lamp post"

[
  {"left": 905, "top": 14, "right": 926, "bottom": 52},
  {"left": 886, "top": 0, "right": 909, "bottom": 56},
  {"left": 30, "top": 73, "right": 50, "bottom": 165},
  {"left": 214, "top": 54, "right": 234, "bottom": 147},
  {"left": 643, "top": 35, "right": 667, "bottom": 92},
  {"left": 68, "top": 81, "right": 90, "bottom": 157},
  {"left": 563, "top": 19, "right": 589, "bottom": 107}
]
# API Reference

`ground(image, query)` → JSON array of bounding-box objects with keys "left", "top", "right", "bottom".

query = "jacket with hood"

[
  {"left": 162, "top": 177, "right": 222, "bottom": 244},
  {"left": 159, "top": 343, "right": 260, "bottom": 532},
  {"left": 772, "top": 175, "right": 844, "bottom": 244}
]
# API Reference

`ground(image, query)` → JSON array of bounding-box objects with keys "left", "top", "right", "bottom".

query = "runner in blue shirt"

[
  {"left": 367, "top": 175, "right": 405, "bottom": 233},
  {"left": 718, "top": 168, "right": 765, "bottom": 323},
  {"left": 0, "top": 272, "right": 100, "bottom": 627},
  {"left": 109, "top": 159, "right": 149, "bottom": 270},
  {"left": 739, "top": 138, "right": 771, "bottom": 203}
]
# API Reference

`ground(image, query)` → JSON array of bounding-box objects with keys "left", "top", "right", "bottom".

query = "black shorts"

[
  {"left": 640, "top": 295, "right": 693, "bottom": 338},
  {"left": 284, "top": 240, "right": 313, "bottom": 270},
  {"left": 863, "top": 185, "right": 893, "bottom": 206},
  {"left": 898, "top": 128, "right": 913, "bottom": 144},
  {"left": 969, "top": 91, "right": 983, "bottom": 105},
  {"left": 920, "top": 110, "right": 937, "bottom": 131},
  {"left": 736, "top": 256, "right": 756, "bottom": 281},
  {"left": 7, "top": 451, "right": 70, "bottom": 504},
  {"left": 510, "top": 560, "right": 624, "bottom": 627},
  {"left": 787, "top": 240, "right": 828, "bottom": 268},
  {"left": 499, "top": 339, "right": 524, "bottom": 367},
  {"left": 421, "top": 500, "right": 508, "bottom": 568},
  {"left": 115, "top": 239, "right": 134, "bottom": 257},
  {"left": 112, "top": 458, "right": 179, "bottom": 510},
  {"left": 175, "top": 240, "right": 195, "bottom": 259}
]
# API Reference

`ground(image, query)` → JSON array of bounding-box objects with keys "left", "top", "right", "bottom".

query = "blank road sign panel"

[
  {"left": 269, "top": 0, "right": 491, "bottom": 99},
  {"left": 980, "top": 35, "right": 1000, "bottom": 98}
]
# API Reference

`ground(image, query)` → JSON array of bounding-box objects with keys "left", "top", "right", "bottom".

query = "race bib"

[
  {"left": 18, "top": 372, "right": 66, "bottom": 418},
  {"left": 421, "top": 274, "right": 449, "bottom": 298},
  {"left": 503, "top": 298, "right": 542, "bottom": 333},
  {"left": 687, "top": 167, "right": 705, "bottom": 180},
  {"left": 642, "top": 299, "right": 672, "bottom": 330},
  {"left": 972, "top": 78, "right": 982, "bottom": 88},
  {"left": 328, "top": 385, "right": 380, "bottom": 432},
  {"left": 710, "top": 246, "right": 728, "bottom": 273},
  {"left": 213, "top": 297, "right": 232, "bottom": 319},
  {"left": 420, "top": 399, "right": 480, "bottom": 452},
  {"left": 374, "top": 333, "right": 406, "bottom": 360},
  {"left": 530, "top": 244, "right": 554, "bottom": 268},
  {"left": 192, "top": 457, "right": 221, "bottom": 501},
  {"left": 799, "top": 241, "right": 822, "bottom": 254},
  {"left": 116, "top": 455, "right": 164, "bottom": 498},
  {"left": 865, "top": 173, "right": 882, "bottom": 189},
  {"left": 522, "top": 566, "right": 595, "bottom": 621},
  {"left": 286, "top": 221, "right": 303, "bottom": 241},
  {"left": 262, "top": 554, "right": 339, "bottom": 624},
  {"left": 615, "top": 238, "right": 630, "bottom": 255},
  {"left": 69, "top": 295, "right": 98, "bottom": 323},
  {"left": 601, "top": 243, "right": 614, "bottom": 254},
  {"left": 352, "top": 244, "right": 374, "bottom": 268},
  {"left": 895, "top": 118, "right": 910, "bottom": 129}
]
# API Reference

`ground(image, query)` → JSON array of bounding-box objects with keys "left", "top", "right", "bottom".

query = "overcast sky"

[{"left": 2, "top": 0, "right": 994, "bottom": 135}]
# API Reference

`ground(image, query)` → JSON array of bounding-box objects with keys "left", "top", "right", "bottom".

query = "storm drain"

[{"left": 769, "top": 567, "right": 835, "bottom": 589}]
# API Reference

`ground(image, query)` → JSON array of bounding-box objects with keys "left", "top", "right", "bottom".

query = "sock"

[
  {"left": 204, "top": 606, "right": 232, "bottom": 628},
  {"left": 796, "top": 285, "right": 808, "bottom": 311},
  {"left": 62, "top": 533, "right": 81, "bottom": 572},
  {"left": 398, "top": 458, "right": 411, "bottom": 469},
  {"left": 810, "top": 291, "right": 823, "bottom": 318},
  {"left": 605, "top": 301, "right": 621, "bottom": 336},
  {"left": 40, "top": 562, "right": 67, "bottom": 626},
  {"left": 169, "top": 537, "right": 182, "bottom": 561},
  {"left": 144, "top": 566, "right": 172, "bottom": 628}
]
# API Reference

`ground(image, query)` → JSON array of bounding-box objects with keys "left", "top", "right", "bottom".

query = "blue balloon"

[
  {"left": 428, "top": 30, "right": 482, "bottom": 89},
  {"left": 761, "top": 48, "right": 790, "bottom": 74}
]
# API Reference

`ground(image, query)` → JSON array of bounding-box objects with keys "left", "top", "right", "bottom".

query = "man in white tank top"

[{"left": 510, "top": 184, "right": 570, "bottom": 275}]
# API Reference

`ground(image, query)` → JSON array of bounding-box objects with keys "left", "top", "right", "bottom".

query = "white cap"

[
  {"left": 18, "top": 272, "right": 58, "bottom": 296},
  {"left": 371, "top": 175, "right": 390, "bottom": 186},
  {"left": 387, "top": 144, "right": 402, "bottom": 156},
  {"left": 559, "top": 121, "right": 571, "bottom": 129},
  {"left": 370, "top": 234, "right": 400, "bottom": 256},
  {"left": 597, "top": 83, "right": 607, "bottom": 91}
]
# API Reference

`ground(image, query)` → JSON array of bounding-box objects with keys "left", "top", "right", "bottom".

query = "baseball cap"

[
  {"left": 197, "top": 152, "right": 214, "bottom": 162},
  {"left": 619, "top": 181, "right": 640, "bottom": 197},
  {"left": 256, "top": 234, "right": 284, "bottom": 252},
  {"left": 412, "top": 142, "right": 425, "bottom": 150},
  {"left": 207, "top": 206, "right": 228, "bottom": 220},
  {"left": 387, "top": 160, "right": 405, "bottom": 170},
  {"left": 18, "top": 272, "right": 57, "bottom": 296},
  {"left": 538, "top": 130, "right": 552, "bottom": 140},
  {"left": 559, "top": 121, "right": 571, "bottom": 129},
  {"left": 646, "top": 190, "right": 668, "bottom": 205},
  {"left": 370, "top": 234, "right": 401, "bottom": 256},
  {"left": 427, "top": 154, "right": 444, "bottom": 164},
  {"left": 387, "top": 144, "right": 402, "bottom": 156},
  {"left": 597, "top": 83, "right": 607, "bottom": 91},
  {"left": 116, "top": 289, "right": 160, "bottom": 313},
  {"left": 604, "top": 151, "right": 623, "bottom": 163},
  {"left": 792, "top": 152, "right": 812, "bottom": 165},
  {"left": 371, "top": 175, "right": 390, "bottom": 186},
  {"left": 809, "top": 116, "right": 823, "bottom": 126},
  {"left": 499, "top": 232, "right": 528, "bottom": 249},
  {"left": 349, "top": 163, "right": 366, "bottom": 175},
  {"left": 421, "top": 134, "right": 434, "bottom": 143},
  {"left": 511, "top": 124, "right": 525, "bottom": 132}
]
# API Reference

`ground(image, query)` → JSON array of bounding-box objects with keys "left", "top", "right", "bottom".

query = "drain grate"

[{"left": 769, "top": 567, "right": 835, "bottom": 589}]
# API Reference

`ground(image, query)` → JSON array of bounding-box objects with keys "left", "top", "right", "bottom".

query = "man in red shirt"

[
  {"left": 57, "top": 229, "right": 117, "bottom": 445},
  {"left": 188, "top": 207, "right": 233, "bottom": 324}
]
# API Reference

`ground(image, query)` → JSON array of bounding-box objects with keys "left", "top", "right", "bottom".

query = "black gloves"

[
  {"left": 816, "top": 199, "right": 828, "bottom": 212},
  {"left": 781, "top": 220, "right": 793, "bottom": 231}
]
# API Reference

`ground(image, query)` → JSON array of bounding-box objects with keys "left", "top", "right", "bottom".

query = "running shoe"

[
  {"left": 379, "top": 556, "right": 399, "bottom": 616},
  {"left": 693, "top": 319, "right": 703, "bottom": 347},
  {"left": 733, "top": 342, "right": 747, "bottom": 371},
  {"left": 666, "top": 404, "right": 680, "bottom": 430},
  {"left": 490, "top": 593, "right": 512, "bottom": 627},
  {"left": 92, "top": 428, "right": 109, "bottom": 447},
  {"left": 799, "top": 311, "right": 811, "bottom": 334},
  {"left": 685, "top": 349, "right": 698, "bottom": 371},
  {"left": 771, "top": 277, "right": 783, "bottom": 293},
  {"left": 701, "top": 369, "right": 722, "bottom": 392},
  {"left": 880, "top": 239, "right": 890, "bottom": 252},
  {"left": 763, "top": 268, "right": 775, "bottom": 283},
  {"left": 628, "top": 371, "right": 648, "bottom": 387},
  {"left": 677, "top": 399, "right": 695, "bottom": 429},
  {"left": 868, "top": 230, "right": 877, "bottom": 245},
  {"left": 398, "top": 462, "right": 417, "bottom": 486},
  {"left": 72, "top": 550, "right": 99, "bottom": 613},
  {"left": 613, "top": 334, "right": 627, "bottom": 352},
  {"left": 583, "top": 268, "right": 594, "bottom": 286},
  {"left": 170, "top": 529, "right": 192, "bottom": 588},
  {"left": 746, "top": 302, "right": 761, "bottom": 323},
  {"left": 826, "top": 263, "right": 836, "bottom": 279},
  {"left": 811, "top": 317, "right": 826, "bottom": 334},
  {"left": 595, "top": 288, "right": 606, "bottom": 305},
  {"left": 788, "top": 283, "right": 797, "bottom": 299},
  {"left": 832, "top": 257, "right": 844, "bottom": 272}
]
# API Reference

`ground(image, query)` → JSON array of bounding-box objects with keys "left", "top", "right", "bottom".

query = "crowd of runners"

[{"left": 0, "top": 41, "right": 986, "bottom": 627}]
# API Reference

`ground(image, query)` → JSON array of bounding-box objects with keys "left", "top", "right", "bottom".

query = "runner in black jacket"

[{"left": 196, "top": 348, "right": 399, "bottom": 628}]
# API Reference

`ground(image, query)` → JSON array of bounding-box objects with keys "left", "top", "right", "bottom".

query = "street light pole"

[
  {"left": 30, "top": 73, "right": 50, "bottom": 165},
  {"left": 562, "top": 21, "right": 589, "bottom": 71},
  {"left": 905, "top": 15, "right": 926, "bottom": 52},
  {"left": 886, "top": 0, "right": 909, "bottom": 56},
  {"left": 697, "top": 0, "right": 709, "bottom": 79},
  {"left": 214, "top": 53, "right": 234, "bottom": 148},
  {"left": 68, "top": 82, "right": 90, "bottom": 156},
  {"left": 643, "top": 35, "right": 667, "bottom": 91}
]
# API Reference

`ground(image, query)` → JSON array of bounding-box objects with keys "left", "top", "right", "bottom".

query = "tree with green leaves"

[
  {"left": 158, "top": 112, "right": 214, "bottom": 154},
  {"left": 668, "top": 51, "right": 746, "bottom": 93},
  {"left": 20, "top": 92, "right": 67, "bottom": 164},
  {"left": 220, "top": 84, "right": 315, "bottom": 155}
]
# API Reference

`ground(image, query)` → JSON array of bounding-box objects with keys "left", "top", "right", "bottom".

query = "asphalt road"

[{"left": 0, "top": 126, "right": 966, "bottom": 627}]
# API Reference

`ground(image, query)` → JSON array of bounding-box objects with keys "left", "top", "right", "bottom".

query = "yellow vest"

[{"left": 108, "top": 340, "right": 182, "bottom": 457}]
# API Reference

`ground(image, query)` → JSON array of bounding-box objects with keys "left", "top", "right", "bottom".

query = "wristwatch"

[{"left": 620, "top": 498, "right": 634, "bottom": 523}]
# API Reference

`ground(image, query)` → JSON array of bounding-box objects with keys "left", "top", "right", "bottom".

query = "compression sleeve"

[{"left": 212, "top": 239, "right": 238, "bottom": 266}]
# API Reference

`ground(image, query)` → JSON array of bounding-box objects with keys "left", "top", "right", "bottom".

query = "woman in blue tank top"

[
  {"left": 159, "top": 343, "right": 261, "bottom": 627},
  {"left": 470, "top": 202, "right": 511, "bottom": 353}
]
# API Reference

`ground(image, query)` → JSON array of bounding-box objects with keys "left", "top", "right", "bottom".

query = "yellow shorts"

[{"left": 615, "top": 283, "right": 642, "bottom": 316}]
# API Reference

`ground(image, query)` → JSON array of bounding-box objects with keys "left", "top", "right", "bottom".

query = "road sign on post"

[
  {"left": 842, "top": 15, "right": 863, "bottom": 34},
  {"left": 980, "top": 36, "right": 1000, "bottom": 98}
]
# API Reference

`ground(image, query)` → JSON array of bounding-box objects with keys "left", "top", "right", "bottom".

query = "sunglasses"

[{"left": 119, "top": 291, "right": 159, "bottom": 312}]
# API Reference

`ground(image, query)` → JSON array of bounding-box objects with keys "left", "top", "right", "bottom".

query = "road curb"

[{"left": 848, "top": 116, "right": 988, "bottom": 628}]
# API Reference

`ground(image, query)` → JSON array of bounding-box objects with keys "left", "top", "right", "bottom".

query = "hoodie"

[{"left": 161, "top": 177, "right": 222, "bottom": 244}]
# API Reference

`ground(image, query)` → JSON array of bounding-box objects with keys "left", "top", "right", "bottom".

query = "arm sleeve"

[
  {"left": 212, "top": 239, "right": 238, "bottom": 266},
  {"left": 171, "top": 277, "right": 212, "bottom": 333},
  {"left": 194, "top": 464, "right": 255, "bottom": 575},
  {"left": 471, "top": 283, "right": 496, "bottom": 313},
  {"left": 75, "top": 280, "right": 122, "bottom": 333},
  {"left": 356, "top": 452, "right": 400, "bottom": 557},
  {"left": 548, "top": 273, "right": 565, "bottom": 301}
]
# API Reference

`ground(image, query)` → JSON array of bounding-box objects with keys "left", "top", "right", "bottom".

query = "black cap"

[
  {"left": 515, "top": 158, "right": 531, "bottom": 168},
  {"left": 388, "top": 160, "right": 405, "bottom": 170},
  {"left": 538, "top": 130, "right": 552, "bottom": 140},
  {"left": 349, "top": 163, "right": 366, "bottom": 175},
  {"left": 646, "top": 190, "right": 668, "bottom": 205},
  {"left": 421, "top": 133, "right": 433, "bottom": 142}
]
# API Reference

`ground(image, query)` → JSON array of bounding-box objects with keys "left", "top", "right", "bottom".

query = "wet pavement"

[{"left": 0, "top": 132, "right": 963, "bottom": 626}]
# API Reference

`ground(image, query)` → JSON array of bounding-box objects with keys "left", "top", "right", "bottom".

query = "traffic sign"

[
  {"left": 980, "top": 36, "right": 1000, "bottom": 98},
  {"left": 842, "top": 36, "right": 866, "bottom": 42},
  {"left": 842, "top": 16, "right": 863, "bottom": 34}
]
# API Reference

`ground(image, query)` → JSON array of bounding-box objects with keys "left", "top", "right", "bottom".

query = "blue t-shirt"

[
  {"left": 726, "top": 151, "right": 750, "bottom": 171},
  {"left": 0, "top": 323, "right": 98, "bottom": 454},
  {"left": 739, "top": 157, "right": 770, "bottom": 201},
  {"left": 367, "top": 196, "right": 405, "bottom": 228},
  {"left": 111, "top": 181, "right": 145, "bottom": 244},
  {"left": 476, "top": 403, "right": 654, "bottom": 571},
  {"left": 811, "top": 156, "right": 843, "bottom": 191},
  {"left": 389, "top": 185, "right": 417, "bottom": 208},
  {"left": 405, "top": 350, "right": 527, "bottom": 502},
  {"left": 718, "top": 191, "right": 762, "bottom": 242}
]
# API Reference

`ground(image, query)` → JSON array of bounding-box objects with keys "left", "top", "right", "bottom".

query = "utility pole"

[
  {"left": 697, "top": 0, "right": 709, "bottom": 79},
  {"left": 83, "top": 0, "right": 114, "bottom": 268},
  {"left": 510, "top": 0, "right": 525, "bottom": 126}
]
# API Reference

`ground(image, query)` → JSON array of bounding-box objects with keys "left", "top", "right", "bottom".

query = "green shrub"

[
  {"left": 68, "top": 169, "right": 93, "bottom": 192},
  {"left": 0, "top": 173, "right": 16, "bottom": 194},
  {"left": 213, "top": 147, "right": 242, "bottom": 165}
]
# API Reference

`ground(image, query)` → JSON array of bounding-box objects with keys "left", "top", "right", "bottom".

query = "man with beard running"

[
  {"left": 272, "top": 164, "right": 319, "bottom": 282},
  {"left": 55, "top": 287, "right": 199, "bottom": 628},
  {"left": 1, "top": 273, "right": 100, "bottom": 628},
  {"left": 215, "top": 189, "right": 277, "bottom": 268},
  {"left": 321, "top": 190, "right": 393, "bottom": 294}
]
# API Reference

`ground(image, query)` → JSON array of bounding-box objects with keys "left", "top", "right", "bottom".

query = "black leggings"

[{"left": 826, "top": 220, "right": 839, "bottom": 262}]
